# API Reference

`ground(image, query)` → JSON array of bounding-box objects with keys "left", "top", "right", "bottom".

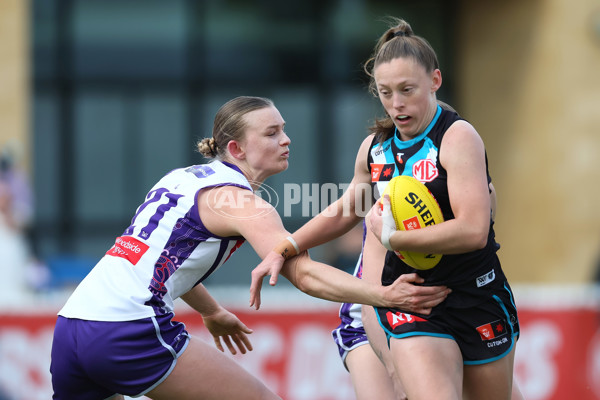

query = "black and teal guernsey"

[{"left": 367, "top": 105, "right": 506, "bottom": 308}]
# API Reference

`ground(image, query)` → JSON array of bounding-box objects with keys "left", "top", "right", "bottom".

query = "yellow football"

[{"left": 382, "top": 175, "right": 445, "bottom": 270}]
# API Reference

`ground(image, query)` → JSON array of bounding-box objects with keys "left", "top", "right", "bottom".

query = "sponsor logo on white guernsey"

[{"left": 106, "top": 236, "right": 149, "bottom": 265}]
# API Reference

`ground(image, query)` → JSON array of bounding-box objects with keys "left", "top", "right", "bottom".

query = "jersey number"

[{"left": 125, "top": 188, "right": 184, "bottom": 239}]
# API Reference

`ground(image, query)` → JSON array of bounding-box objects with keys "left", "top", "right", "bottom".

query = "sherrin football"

[{"left": 382, "top": 175, "right": 445, "bottom": 270}]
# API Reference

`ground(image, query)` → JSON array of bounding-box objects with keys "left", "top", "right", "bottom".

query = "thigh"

[
  {"left": 463, "top": 345, "right": 516, "bottom": 400},
  {"left": 346, "top": 344, "right": 399, "bottom": 400},
  {"left": 147, "top": 335, "right": 281, "bottom": 400},
  {"left": 362, "top": 305, "right": 407, "bottom": 399},
  {"left": 389, "top": 336, "right": 463, "bottom": 400},
  {"left": 362, "top": 305, "right": 390, "bottom": 366}
]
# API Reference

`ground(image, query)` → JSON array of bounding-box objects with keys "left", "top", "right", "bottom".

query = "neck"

[
  {"left": 423, "top": 101, "right": 439, "bottom": 129},
  {"left": 221, "top": 158, "right": 265, "bottom": 190}
]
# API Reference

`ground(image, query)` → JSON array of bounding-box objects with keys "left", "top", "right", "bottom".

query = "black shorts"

[{"left": 375, "top": 281, "right": 519, "bottom": 364}]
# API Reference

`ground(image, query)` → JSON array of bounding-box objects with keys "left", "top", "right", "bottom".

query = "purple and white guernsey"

[{"left": 59, "top": 161, "right": 251, "bottom": 321}]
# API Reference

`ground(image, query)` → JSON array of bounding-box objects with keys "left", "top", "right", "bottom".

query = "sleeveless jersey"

[
  {"left": 59, "top": 160, "right": 250, "bottom": 321},
  {"left": 368, "top": 105, "right": 506, "bottom": 308}
]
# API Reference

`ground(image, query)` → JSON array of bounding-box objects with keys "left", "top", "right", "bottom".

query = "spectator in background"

[
  {"left": 0, "top": 146, "right": 33, "bottom": 229},
  {"left": 0, "top": 144, "right": 49, "bottom": 303}
]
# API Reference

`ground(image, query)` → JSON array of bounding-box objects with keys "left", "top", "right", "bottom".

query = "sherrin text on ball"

[{"left": 382, "top": 175, "right": 444, "bottom": 270}]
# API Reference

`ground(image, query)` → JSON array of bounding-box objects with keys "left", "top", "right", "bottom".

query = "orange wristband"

[{"left": 273, "top": 236, "right": 300, "bottom": 259}]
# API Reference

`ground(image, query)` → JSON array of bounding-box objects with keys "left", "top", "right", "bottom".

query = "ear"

[
  {"left": 227, "top": 140, "right": 246, "bottom": 160},
  {"left": 431, "top": 69, "right": 442, "bottom": 93}
]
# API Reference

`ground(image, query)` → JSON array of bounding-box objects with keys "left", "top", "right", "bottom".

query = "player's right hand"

[
  {"left": 385, "top": 273, "right": 451, "bottom": 315},
  {"left": 202, "top": 307, "right": 253, "bottom": 355},
  {"left": 249, "top": 251, "right": 285, "bottom": 310}
]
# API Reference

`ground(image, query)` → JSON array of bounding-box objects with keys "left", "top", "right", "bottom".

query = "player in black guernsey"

[
  {"left": 368, "top": 104, "right": 507, "bottom": 306},
  {"left": 253, "top": 17, "right": 524, "bottom": 400},
  {"left": 364, "top": 18, "right": 522, "bottom": 400}
]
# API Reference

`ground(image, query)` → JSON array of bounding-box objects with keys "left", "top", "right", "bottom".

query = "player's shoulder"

[
  {"left": 358, "top": 133, "right": 378, "bottom": 155},
  {"left": 354, "top": 134, "right": 378, "bottom": 179},
  {"left": 355, "top": 134, "right": 376, "bottom": 163},
  {"left": 444, "top": 119, "right": 482, "bottom": 145}
]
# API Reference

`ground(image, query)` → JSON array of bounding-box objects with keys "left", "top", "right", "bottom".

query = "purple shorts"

[
  {"left": 332, "top": 300, "right": 370, "bottom": 370},
  {"left": 50, "top": 313, "right": 189, "bottom": 399},
  {"left": 332, "top": 241, "right": 369, "bottom": 369},
  {"left": 332, "top": 318, "right": 369, "bottom": 369}
]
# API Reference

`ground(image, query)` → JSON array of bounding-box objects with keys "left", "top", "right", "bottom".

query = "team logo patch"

[
  {"left": 476, "top": 269, "right": 496, "bottom": 287},
  {"left": 186, "top": 165, "right": 215, "bottom": 178},
  {"left": 396, "top": 152, "right": 404, "bottom": 164},
  {"left": 371, "top": 163, "right": 395, "bottom": 182},
  {"left": 412, "top": 159, "right": 438, "bottom": 182},
  {"left": 386, "top": 311, "right": 427, "bottom": 329},
  {"left": 476, "top": 319, "right": 507, "bottom": 341}
]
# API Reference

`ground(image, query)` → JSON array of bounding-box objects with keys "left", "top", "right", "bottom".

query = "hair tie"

[{"left": 392, "top": 30, "right": 408, "bottom": 38}]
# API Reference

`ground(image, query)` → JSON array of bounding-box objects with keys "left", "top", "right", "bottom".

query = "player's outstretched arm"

[
  {"left": 200, "top": 185, "right": 451, "bottom": 310},
  {"left": 278, "top": 252, "right": 447, "bottom": 309},
  {"left": 250, "top": 135, "right": 376, "bottom": 307}
]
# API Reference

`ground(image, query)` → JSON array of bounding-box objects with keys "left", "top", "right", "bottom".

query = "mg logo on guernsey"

[
  {"left": 386, "top": 311, "right": 427, "bottom": 329},
  {"left": 413, "top": 159, "right": 438, "bottom": 182}
]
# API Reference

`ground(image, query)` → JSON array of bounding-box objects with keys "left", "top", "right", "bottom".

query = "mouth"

[
  {"left": 396, "top": 115, "right": 411, "bottom": 124},
  {"left": 281, "top": 150, "right": 290, "bottom": 159}
]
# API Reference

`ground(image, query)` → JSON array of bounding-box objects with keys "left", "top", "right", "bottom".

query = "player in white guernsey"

[{"left": 50, "top": 96, "right": 426, "bottom": 400}]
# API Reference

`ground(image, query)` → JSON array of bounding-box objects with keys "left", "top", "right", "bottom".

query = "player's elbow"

[
  {"left": 471, "top": 234, "right": 488, "bottom": 251},
  {"left": 464, "top": 224, "right": 489, "bottom": 251},
  {"left": 293, "top": 264, "right": 318, "bottom": 295},
  {"left": 282, "top": 252, "right": 315, "bottom": 293}
]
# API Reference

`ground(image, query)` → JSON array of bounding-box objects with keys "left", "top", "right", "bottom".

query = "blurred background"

[{"left": 1, "top": 0, "right": 599, "bottom": 399}]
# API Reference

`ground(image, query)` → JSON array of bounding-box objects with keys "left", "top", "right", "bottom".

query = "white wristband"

[
  {"left": 380, "top": 198, "right": 396, "bottom": 251},
  {"left": 286, "top": 235, "right": 300, "bottom": 254},
  {"left": 381, "top": 224, "right": 395, "bottom": 251}
]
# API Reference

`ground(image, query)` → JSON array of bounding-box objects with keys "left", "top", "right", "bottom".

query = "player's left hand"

[
  {"left": 367, "top": 195, "right": 396, "bottom": 250},
  {"left": 249, "top": 251, "right": 285, "bottom": 310},
  {"left": 202, "top": 307, "right": 253, "bottom": 355}
]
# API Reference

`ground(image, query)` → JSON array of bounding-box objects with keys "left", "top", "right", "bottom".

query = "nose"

[
  {"left": 392, "top": 92, "right": 404, "bottom": 109},
  {"left": 281, "top": 132, "right": 291, "bottom": 146}
]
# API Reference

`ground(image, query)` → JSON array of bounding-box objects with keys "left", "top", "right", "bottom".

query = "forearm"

[
  {"left": 180, "top": 283, "right": 222, "bottom": 317},
  {"left": 387, "top": 218, "right": 488, "bottom": 255},
  {"left": 281, "top": 253, "right": 390, "bottom": 307},
  {"left": 362, "top": 227, "right": 386, "bottom": 284}
]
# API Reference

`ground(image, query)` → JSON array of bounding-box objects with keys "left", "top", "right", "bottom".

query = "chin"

[
  {"left": 276, "top": 159, "right": 289, "bottom": 171},
  {"left": 263, "top": 163, "right": 288, "bottom": 179}
]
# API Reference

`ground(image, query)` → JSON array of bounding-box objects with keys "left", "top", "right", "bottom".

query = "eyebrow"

[
  {"left": 265, "top": 122, "right": 285, "bottom": 130},
  {"left": 378, "top": 79, "right": 410, "bottom": 87}
]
